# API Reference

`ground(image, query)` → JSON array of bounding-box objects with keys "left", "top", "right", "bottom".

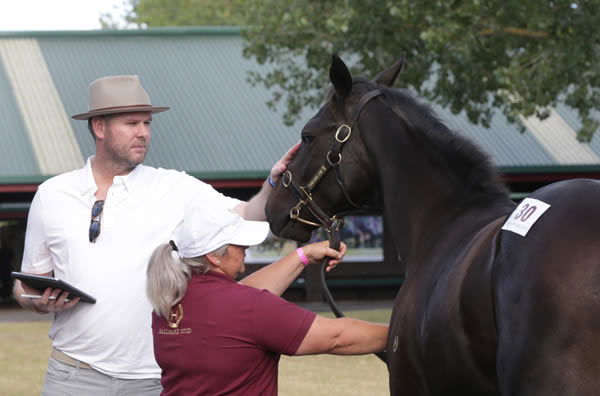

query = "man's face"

[{"left": 100, "top": 112, "right": 152, "bottom": 169}]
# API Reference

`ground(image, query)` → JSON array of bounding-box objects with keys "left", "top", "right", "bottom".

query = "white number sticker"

[{"left": 502, "top": 198, "right": 551, "bottom": 236}]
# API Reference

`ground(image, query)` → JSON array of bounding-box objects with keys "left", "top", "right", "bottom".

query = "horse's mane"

[{"left": 351, "top": 77, "right": 509, "bottom": 199}]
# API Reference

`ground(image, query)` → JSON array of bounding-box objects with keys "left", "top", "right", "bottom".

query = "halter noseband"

[{"left": 281, "top": 88, "right": 383, "bottom": 233}]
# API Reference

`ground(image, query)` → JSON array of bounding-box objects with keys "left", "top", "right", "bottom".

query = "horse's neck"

[
  {"left": 380, "top": 176, "right": 511, "bottom": 275},
  {"left": 378, "top": 166, "right": 459, "bottom": 263},
  {"left": 363, "top": 111, "right": 512, "bottom": 273}
]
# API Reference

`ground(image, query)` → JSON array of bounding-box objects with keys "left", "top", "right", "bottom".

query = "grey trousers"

[{"left": 42, "top": 357, "right": 162, "bottom": 396}]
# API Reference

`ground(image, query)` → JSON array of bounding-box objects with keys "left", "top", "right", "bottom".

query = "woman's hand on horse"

[
  {"left": 303, "top": 241, "right": 347, "bottom": 271},
  {"left": 270, "top": 141, "right": 301, "bottom": 184}
]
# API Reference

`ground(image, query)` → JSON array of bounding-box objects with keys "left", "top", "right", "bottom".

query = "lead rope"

[
  {"left": 320, "top": 225, "right": 344, "bottom": 318},
  {"left": 319, "top": 223, "right": 387, "bottom": 363}
]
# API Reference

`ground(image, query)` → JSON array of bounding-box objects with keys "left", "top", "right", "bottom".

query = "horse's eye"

[{"left": 301, "top": 135, "right": 314, "bottom": 144}]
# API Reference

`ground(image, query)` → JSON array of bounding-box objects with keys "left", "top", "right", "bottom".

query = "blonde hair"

[{"left": 146, "top": 242, "right": 228, "bottom": 319}]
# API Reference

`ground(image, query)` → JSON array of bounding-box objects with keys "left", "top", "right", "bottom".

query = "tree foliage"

[
  {"left": 100, "top": 0, "right": 248, "bottom": 28},
  {"left": 106, "top": 0, "right": 600, "bottom": 141}
]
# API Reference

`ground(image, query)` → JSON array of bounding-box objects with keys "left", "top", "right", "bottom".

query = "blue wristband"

[{"left": 268, "top": 175, "right": 276, "bottom": 188}]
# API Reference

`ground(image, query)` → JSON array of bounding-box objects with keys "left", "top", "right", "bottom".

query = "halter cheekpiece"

[{"left": 282, "top": 88, "right": 383, "bottom": 233}]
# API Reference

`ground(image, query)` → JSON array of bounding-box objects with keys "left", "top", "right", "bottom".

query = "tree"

[
  {"left": 105, "top": 0, "right": 600, "bottom": 141},
  {"left": 242, "top": 0, "right": 600, "bottom": 141},
  {"left": 100, "top": 0, "right": 248, "bottom": 28}
]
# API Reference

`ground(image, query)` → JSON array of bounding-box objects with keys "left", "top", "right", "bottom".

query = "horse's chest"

[
  {"left": 386, "top": 282, "right": 445, "bottom": 395},
  {"left": 386, "top": 254, "right": 499, "bottom": 395}
]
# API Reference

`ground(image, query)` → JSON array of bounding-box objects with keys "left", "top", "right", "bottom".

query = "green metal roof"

[{"left": 1, "top": 26, "right": 599, "bottom": 184}]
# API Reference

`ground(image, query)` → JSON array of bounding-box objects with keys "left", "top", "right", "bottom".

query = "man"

[{"left": 13, "top": 75, "right": 300, "bottom": 394}]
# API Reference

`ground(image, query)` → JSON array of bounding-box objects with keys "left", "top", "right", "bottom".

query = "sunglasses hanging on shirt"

[{"left": 89, "top": 200, "right": 105, "bottom": 243}]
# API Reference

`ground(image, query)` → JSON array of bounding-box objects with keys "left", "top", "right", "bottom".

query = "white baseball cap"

[{"left": 172, "top": 206, "right": 270, "bottom": 258}]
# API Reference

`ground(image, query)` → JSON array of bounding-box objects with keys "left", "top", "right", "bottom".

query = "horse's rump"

[{"left": 494, "top": 179, "right": 600, "bottom": 395}]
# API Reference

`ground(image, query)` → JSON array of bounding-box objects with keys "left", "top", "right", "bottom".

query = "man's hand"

[
  {"left": 235, "top": 141, "right": 301, "bottom": 221},
  {"left": 15, "top": 280, "right": 80, "bottom": 313},
  {"left": 270, "top": 141, "right": 300, "bottom": 184},
  {"left": 32, "top": 287, "right": 80, "bottom": 313}
]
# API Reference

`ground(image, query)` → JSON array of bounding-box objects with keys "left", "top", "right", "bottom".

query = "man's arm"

[
  {"left": 235, "top": 142, "right": 300, "bottom": 221},
  {"left": 15, "top": 189, "right": 78, "bottom": 313},
  {"left": 295, "top": 316, "right": 388, "bottom": 356},
  {"left": 234, "top": 178, "right": 272, "bottom": 221}
]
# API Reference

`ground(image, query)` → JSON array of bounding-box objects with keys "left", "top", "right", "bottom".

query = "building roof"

[{"left": 1, "top": 26, "right": 600, "bottom": 186}]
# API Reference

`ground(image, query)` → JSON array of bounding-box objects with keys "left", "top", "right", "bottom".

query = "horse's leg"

[{"left": 495, "top": 185, "right": 600, "bottom": 395}]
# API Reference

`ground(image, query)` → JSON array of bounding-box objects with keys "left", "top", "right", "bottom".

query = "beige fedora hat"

[{"left": 72, "top": 75, "right": 169, "bottom": 120}]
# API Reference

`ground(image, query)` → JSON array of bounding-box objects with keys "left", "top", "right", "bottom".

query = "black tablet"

[{"left": 11, "top": 272, "right": 96, "bottom": 304}]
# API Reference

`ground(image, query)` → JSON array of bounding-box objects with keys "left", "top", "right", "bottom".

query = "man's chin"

[{"left": 127, "top": 154, "right": 146, "bottom": 167}]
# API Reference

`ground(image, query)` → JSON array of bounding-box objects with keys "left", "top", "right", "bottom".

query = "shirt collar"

[
  {"left": 112, "top": 162, "right": 144, "bottom": 192},
  {"left": 80, "top": 156, "right": 97, "bottom": 198},
  {"left": 197, "top": 270, "right": 237, "bottom": 284},
  {"left": 79, "top": 156, "right": 145, "bottom": 197}
]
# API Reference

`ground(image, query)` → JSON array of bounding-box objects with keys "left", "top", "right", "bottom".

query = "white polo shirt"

[{"left": 21, "top": 157, "right": 240, "bottom": 379}]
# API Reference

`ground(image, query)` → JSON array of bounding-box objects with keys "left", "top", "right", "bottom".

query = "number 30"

[{"left": 514, "top": 203, "right": 537, "bottom": 222}]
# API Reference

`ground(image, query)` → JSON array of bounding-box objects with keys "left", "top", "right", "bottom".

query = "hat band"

[{"left": 89, "top": 104, "right": 153, "bottom": 112}]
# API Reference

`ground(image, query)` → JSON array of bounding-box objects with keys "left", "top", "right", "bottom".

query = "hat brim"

[
  {"left": 228, "top": 221, "right": 271, "bottom": 248},
  {"left": 72, "top": 106, "right": 170, "bottom": 120}
]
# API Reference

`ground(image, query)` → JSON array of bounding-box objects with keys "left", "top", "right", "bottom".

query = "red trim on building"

[
  {"left": 0, "top": 213, "right": 28, "bottom": 219},
  {"left": 2, "top": 173, "right": 600, "bottom": 194},
  {"left": 0, "top": 179, "right": 267, "bottom": 193},
  {"left": 0, "top": 184, "right": 39, "bottom": 193},
  {"left": 502, "top": 172, "right": 600, "bottom": 184},
  {"left": 204, "top": 179, "right": 265, "bottom": 189}
]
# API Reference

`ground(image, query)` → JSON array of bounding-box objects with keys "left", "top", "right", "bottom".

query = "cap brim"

[
  {"left": 228, "top": 220, "right": 270, "bottom": 247},
  {"left": 175, "top": 208, "right": 271, "bottom": 259},
  {"left": 72, "top": 106, "right": 170, "bottom": 120}
]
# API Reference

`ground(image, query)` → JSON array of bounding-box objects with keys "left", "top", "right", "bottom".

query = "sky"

[{"left": 0, "top": 0, "right": 126, "bottom": 31}]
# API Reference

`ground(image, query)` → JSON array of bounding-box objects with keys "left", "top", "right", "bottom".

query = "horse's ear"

[
  {"left": 373, "top": 53, "right": 405, "bottom": 87},
  {"left": 329, "top": 54, "right": 353, "bottom": 98}
]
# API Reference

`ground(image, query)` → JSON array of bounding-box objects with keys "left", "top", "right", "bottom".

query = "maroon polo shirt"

[{"left": 152, "top": 271, "right": 316, "bottom": 396}]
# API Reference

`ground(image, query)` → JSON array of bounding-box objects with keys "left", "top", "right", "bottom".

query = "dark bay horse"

[{"left": 265, "top": 55, "right": 600, "bottom": 395}]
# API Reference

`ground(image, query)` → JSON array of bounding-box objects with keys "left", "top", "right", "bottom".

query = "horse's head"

[{"left": 266, "top": 55, "right": 405, "bottom": 242}]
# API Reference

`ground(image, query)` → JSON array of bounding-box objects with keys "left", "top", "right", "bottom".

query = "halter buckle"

[
  {"left": 282, "top": 170, "right": 292, "bottom": 188},
  {"left": 331, "top": 216, "right": 345, "bottom": 231},
  {"left": 335, "top": 124, "right": 352, "bottom": 143},
  {"left": 299, "top": 187, "right": 312, "bottom": 204}
]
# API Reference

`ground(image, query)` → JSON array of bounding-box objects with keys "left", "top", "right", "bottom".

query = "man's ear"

[{"left": 91, "top": 117, "right": 106, "bottom": 140}]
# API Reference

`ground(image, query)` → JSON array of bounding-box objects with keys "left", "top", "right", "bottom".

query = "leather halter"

[
  {"left": 281, "top": 87, "right": 388, "bottom": 363},
  {"left": 281, "top": 88, "right": 383, "bottom": 233}
]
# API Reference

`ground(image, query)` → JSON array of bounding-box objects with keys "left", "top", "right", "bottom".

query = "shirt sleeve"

[
  {"left": 21, "top": 188, "right": 54, "bottom": 274},
  {"left": 251, "top": 290, "right": 317, "bottom": 356},
  {"left": 177, "top": 171, "right": 241, "bottom": 214}
]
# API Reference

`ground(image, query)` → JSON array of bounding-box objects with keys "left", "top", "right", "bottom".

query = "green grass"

[
  {"left": 280, "top": 308, "right": 391, "bottom": 396},
  {"left": 0, "top": 308, "right": 391, "bottom": 396},
  {"left": 0, "top": 321, "right": 52, "bottom": 395}
]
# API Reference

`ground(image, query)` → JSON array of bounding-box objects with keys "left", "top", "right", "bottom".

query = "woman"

[{"left": 147, "top": 207, "right": 388, "bottom": 395}]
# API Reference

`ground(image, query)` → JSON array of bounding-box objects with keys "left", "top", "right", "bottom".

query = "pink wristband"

[{"left": 296, "top": 247, "right": 310, "bottom": 266}]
